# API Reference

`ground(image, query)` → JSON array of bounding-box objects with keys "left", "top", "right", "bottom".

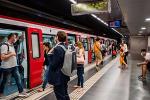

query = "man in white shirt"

[
  {"left": 137, "top": 49, "right": 150, "bottom": 81},
  {"left": 123, "top": 41, "right": 128, "bottom": 64},
  {"left": 0, "top": 33, "right": 28, "bottom": 98}
]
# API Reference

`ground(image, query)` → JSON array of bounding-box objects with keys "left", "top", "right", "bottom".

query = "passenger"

[
  {"left": 93, "top": 37, "right": 102, "bottom": 71},
  {"left": 137, "top": 49, "right": 150, "bottom": 81},
  {"left": 74, "top": 41, "right": 85, "bottom": 90},
  {"left": 47, "top": 31, "right": 70, "bottom": 100},
  {"left": 119, "top": 46, "right": 127, "bottom": 70},
  {"left": 112, "top": 42, "right": 117, "bottom": 58},
  {"left": 122, "top": 40, "right": 128, "bottom": 64},
  {"left": 100, "top": 41, "right": 106, "bottom": 62},
  {"left": 38, "top": 42, "right": 52, "bottom": 92},
  {"left": 0, "top": 33, "right": 28, "bottom": 98}
]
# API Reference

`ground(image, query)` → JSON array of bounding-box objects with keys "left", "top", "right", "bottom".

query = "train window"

[
  {"left": 68, "top": 35, "right": 76, "bottom": 45},
  {"left": 31, "top": 33, "right": 40, "bottom": 58},
  {"left": 82, "top": 38, "right": 88, "bottom": 51},
  {"left": 43, "top": 34, "right": 56, "bottom": 48}
]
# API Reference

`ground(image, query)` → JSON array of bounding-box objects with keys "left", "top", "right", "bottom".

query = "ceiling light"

[
  {"left": 145, "top": 18, "right": 150, "bottom": 21},
  {"left": 69, "top": 0, "right": 77, "bottom": 4},
  {"left": 138, "top": 33, "right": 142, "bottom": 35},
  {"left": 139, "top": 31, "right": 143, "bottom": 33},
  {"left": 141, "top": 27, "right": 146, "bottom": 30}
]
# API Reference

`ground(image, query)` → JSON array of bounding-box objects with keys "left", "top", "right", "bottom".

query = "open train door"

[
  {"left": 27, "top": 28, "right": 44, "bottom": 89},
  {"left": 88, "top": 37, "right": 92, "bottom": 63}
]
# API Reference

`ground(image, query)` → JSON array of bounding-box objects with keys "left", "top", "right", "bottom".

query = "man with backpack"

[
  {"left": 0, "top": 33, "right": 28, "bottom": 98},
  {"left": 48, "top": 31, "right": 70, "bottom": 100}
]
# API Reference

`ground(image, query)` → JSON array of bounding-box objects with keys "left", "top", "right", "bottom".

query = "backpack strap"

[
  {"left": 57, "top": 45, "right": 67, "bottom": 51},
  {"left": 0, "top": 42, "right": 10, "bottom": 52}
]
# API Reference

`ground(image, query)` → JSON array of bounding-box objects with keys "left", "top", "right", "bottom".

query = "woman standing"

[
  {"left": 74, "top": 41, "right": 85, "bottom": 89},
  {"left": 38, "top": 42, "right": 51, "bottom": 92},
  {"left": 119, "top": 44, "right": 127, "bottom": 70}
]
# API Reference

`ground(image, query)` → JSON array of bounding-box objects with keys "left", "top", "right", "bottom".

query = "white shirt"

[
  {"left": 0, "top": 42, "right": 17, "bottom": 69},
  {"left": 124, "top": 44, "right": 128, "bottom": 52},
  {"left": 145, "top": 52, "right": 150, "bottom": 61}
]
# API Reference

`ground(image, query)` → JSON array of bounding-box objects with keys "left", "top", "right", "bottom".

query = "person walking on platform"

[
  {"left": 119, "top": 45, "right": 127, "bottom": 70},
  {"left": 0, "top": 33, "right": 28, "bottom": 98},
  {"left": 38, "top": 42, "right": 52, "bottom": 92},
  {"left": 137, "top": 49, "right": 150, "bottom": 81},
  {"left": 74, "top": 41, "right": 85, "bottom": 90},
  {"left": 93, "top": 37, "right": 102, "bottom": 71},
  {"left": 47, "top": 31, "right": 70, "bottom": 100},
  {"left": 122, "top": 40, "right": 128, "bottom": 64}
]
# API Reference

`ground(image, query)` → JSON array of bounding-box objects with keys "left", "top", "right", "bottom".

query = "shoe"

[
  {"left": 96, "top": 66, "right": 100, "bottom": 72},
  {"left": 73, "top": 85, "right": 80, "bottom": 88},
  {"left": 37, "top": 88, "right": 44, "bottom": 92},
  {"left": 138, "top": 75, "right": 143, "bottom": 79},
  {"left": 18, "top": 92, "right": 29, "bottom": 97}
]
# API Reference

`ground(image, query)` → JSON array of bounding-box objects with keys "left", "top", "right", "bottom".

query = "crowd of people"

[{"left": 0, "top": 31, "right": 132, "bottom": 100}]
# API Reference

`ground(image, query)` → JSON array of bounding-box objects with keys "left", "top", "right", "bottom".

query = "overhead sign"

[
  {"left": 71, "top": 0, "right": 111, "bottom": 16},
  {"left": 108, "top": 20, "right": 122, "bottom": 28}
]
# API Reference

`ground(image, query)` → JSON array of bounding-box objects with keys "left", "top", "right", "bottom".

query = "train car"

[{"left": 0, "top": 15, "right": 116, "bottom": 96}]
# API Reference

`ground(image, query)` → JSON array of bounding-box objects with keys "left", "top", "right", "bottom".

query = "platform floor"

[{"left": 4, "top": 54, "right": 150, "bottom": 100}]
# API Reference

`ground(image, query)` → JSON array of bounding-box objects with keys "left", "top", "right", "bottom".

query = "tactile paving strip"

[{"left": 69, "top": 56, "right": 119, "bottom": 100}]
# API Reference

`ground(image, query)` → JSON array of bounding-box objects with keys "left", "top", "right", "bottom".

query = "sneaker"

[
  {"left": 73, "top": 85, "right": 80, "bottom": 88},
  {"left": 96, "top": 66, "right": 100, "bottom": 72},
  {"left": 18, "top": 92, "right": 29, "bottom": 97}
]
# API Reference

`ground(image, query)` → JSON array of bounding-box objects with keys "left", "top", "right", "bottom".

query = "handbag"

[{"left": 77, "top": 48, "right": 85, "bottom": 64}]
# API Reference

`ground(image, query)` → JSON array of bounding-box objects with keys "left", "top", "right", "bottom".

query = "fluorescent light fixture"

[
  {"left": 91, "top": 14, "right": 108, "bottom": 26},
  {"left": 141, "top": 27, "right": 146, "bottom": 30},
  {"left": 145, "top": 18, "right": 150, "bottom": 21},
  {"left": 69, "top": 0, "right": 77, "bottom": 4}
]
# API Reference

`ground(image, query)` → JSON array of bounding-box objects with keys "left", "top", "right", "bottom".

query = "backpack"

[
  {"left": 0, "top": 43, "right": 9, "bottom": 66},
  {"left": 58, "top": 45, "right": 77, "bottom": 77}
]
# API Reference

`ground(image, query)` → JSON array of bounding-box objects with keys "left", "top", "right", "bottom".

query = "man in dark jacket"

[{"left": 48, "top": 31, "right": 70, "bottom": 100}]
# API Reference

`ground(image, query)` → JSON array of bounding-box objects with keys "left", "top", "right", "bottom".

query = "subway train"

[{"left": 0, "top": 15, "right": 116, "bottom": 95}]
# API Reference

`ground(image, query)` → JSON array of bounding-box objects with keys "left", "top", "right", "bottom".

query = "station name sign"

[{"left": 71, "top": 0, "right": 111, "bottom": 16}]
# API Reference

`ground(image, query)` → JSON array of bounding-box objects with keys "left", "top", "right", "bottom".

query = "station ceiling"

[
  {"left": 0, "top": 0, "right": 125, "bottom": 39},
  {"left": 118, "top": 0, "right": 150, "bottom": 36}
]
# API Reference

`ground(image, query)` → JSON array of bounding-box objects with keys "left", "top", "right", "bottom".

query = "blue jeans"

[
  {"left": 77, "top": 64, "right": 84, "bottom": 88},
  {"left": 0, "top": 66, "right": 23, "bottom": 93},
  {"left": 42, "top": 67, "right": 49, "bottom": 90}
]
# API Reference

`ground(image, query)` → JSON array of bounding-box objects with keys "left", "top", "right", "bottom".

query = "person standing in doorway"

[{"left": 0, "top": 33, "right": 28, "bottom": 98}]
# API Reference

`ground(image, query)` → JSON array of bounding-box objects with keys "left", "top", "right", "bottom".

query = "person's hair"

[
  {"left": 7, "top": 33, "right": 15, "bottom": 40},
  {"left": 43, "top": 42, "right": 51, "bottom": 49},
  {"left": 57, "top": 31, "right": 67, "bottom": 42},
  {"left": 141, "top": 49, "right": 146, "bottom": 52},
  {"left": 77, "top": 41, "right": 83, "bottom": 49},
  {"left": 14, "top": 33, "right": 18, "bottom": 37},
  {"left": 120, "top": 48, "right": 124, "bottom": 52},
  {"left": 95, "top": 37, "right": 100, "bottom": 41}
]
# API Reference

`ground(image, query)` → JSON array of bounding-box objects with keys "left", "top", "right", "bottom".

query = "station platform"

[{"left": 2, "top": 54, "right": 150, "bottom": 100}]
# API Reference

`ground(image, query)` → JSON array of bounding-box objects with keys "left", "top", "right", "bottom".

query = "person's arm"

[
  {"left": 1, "top": 45, "right": 16, "bottom": 60},
  {"left": 137, "top": 60, "right": 148, "bottom": 66},
  {"left": 50, "top": 47, "right": 62, "bottom": 71}
]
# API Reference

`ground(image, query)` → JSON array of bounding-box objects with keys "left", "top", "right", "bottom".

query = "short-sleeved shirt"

[
  {"left": 145, "top": 52, "right": 150, "bottom": 61},
  {"left": 0, "top": 42, "right": 17, "bottom": 69},
  {"left": 123, "top": 44, "right": 128, "bottom": 52}
]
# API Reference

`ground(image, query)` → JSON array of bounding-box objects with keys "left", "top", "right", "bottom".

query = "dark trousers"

[
  {"left": 77, "top": 64, "right": 84, "bottom": 88},
  {"left": 124, "top": 52, "right": 128, "bottom": 64},
  {"left": 54, "top": 83, "right": 70, "bottom": 100},
  {"left": 0, "top": 66, "right": 23, "bottom": 93}
]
